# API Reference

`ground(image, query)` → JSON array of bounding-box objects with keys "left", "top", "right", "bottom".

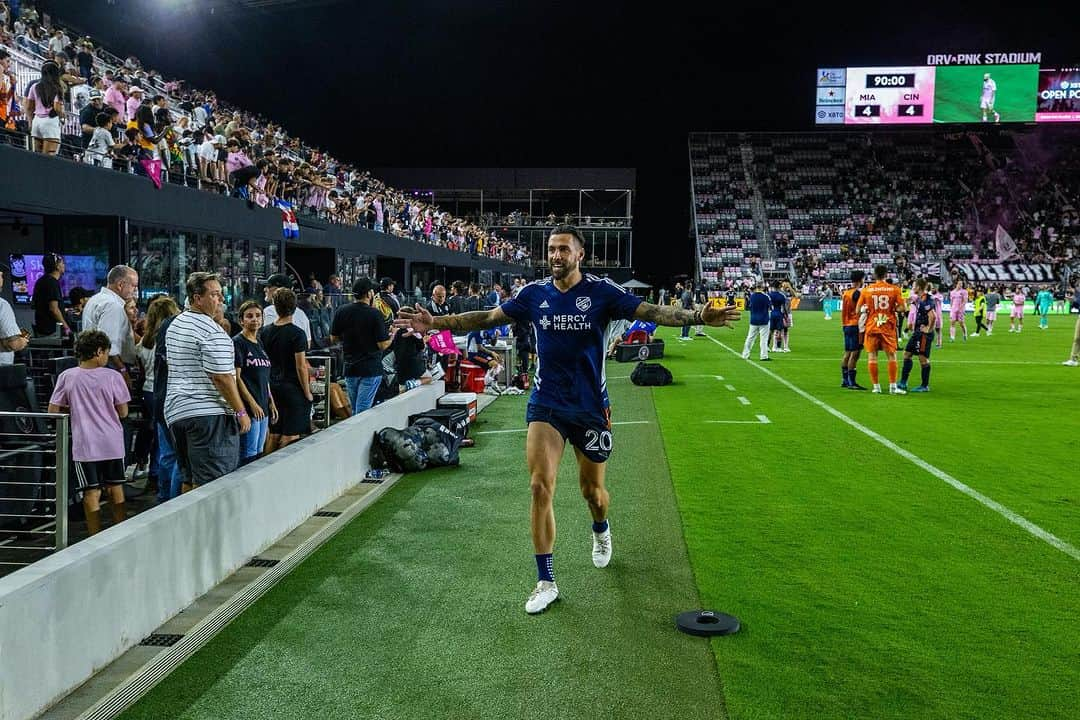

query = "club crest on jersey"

[{"left": 575, "top": 296, "right": 592, "bottom": 312}]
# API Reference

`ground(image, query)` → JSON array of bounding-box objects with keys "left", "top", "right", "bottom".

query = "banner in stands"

[
  {"left": 912, "top": 261, "right": 943, "bottom": 278},
  {"left": 952, "top": 262, "right": 1056, "bottom": 283},
  {"left": 69, "top": 84, "right": 90, "bottom": 114}
]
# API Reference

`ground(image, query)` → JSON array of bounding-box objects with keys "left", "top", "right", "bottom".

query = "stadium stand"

[
  {"left": 691, "top": 128, "right": 1080, "bottom": 293},
  {"left": 0, "top": 10, "right": 529, "bottom": 266}
]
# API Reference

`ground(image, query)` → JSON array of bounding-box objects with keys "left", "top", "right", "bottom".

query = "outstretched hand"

[
  {"left": 394, "top": 303, "right": 434, "bottom": 334},
  {"left": 702, "top": 304, "right": 741, "bottom": 328}
]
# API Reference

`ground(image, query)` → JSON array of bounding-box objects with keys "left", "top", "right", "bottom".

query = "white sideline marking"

[
  {"left": 772, "top": 357, "right": 1056, "bottom": 366},
  {"left": 705, "top": 415, "right": 771, "bottom": 425},
  {"left": 608, "top": 374, "right": 725, "bottom": 381},
  {"left": 702, "top": 333, "right": 1080, "bottom": 562},
  {"left": 724, "top": 384, "right": 736, "bottom": 391},
  {"left": 474, "top": 420, "right": 652, "bottom": 436},
  {"left": 736, "top": 396, "right": 751, "bottom": 405}
]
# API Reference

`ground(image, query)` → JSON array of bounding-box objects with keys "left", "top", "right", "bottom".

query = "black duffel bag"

[
  {"left": 630, "top": 361, "right": 673, "bottom": 386},
  {"left": 371, "top": 417, "right": 463, "bottom": 473}
]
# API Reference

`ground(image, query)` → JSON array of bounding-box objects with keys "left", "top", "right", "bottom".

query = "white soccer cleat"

[
  {"left": 890, "top": 385, "right": 906, "bottom": 395},
  {"left": 592, "top": 528, "right": 612, "bottom": 568},
  {"left": 871, "top": 385, "right": 882, "bottom": 394},
  {"left": 525, "top": 580, "right": 559, "bottom": 614},
  {"left": 1064, "top": 360, "right": 1079, "bottom": 367}
]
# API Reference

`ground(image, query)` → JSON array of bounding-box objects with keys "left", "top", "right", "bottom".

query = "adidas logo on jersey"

[{"left": 539, "top": 300, "right": 550, "bottom": 308}]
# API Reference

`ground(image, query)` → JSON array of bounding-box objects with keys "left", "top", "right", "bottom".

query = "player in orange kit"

[
  {"left": 840, "top": 270, "right": 867, "bottom": 389},
  {"left": 856, "top": 265, "right": 907, "bottom": 395}
]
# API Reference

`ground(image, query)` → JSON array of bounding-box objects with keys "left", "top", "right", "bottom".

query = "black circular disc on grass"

[{"left": 675, "top": 610, "right": 740, "bottom": 637}]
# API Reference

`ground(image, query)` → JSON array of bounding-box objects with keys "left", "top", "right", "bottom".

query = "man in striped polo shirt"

[{"left": 164, "top": 272, "right": 251, "bottom": 491}]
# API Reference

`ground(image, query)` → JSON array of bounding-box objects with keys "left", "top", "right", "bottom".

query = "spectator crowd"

[
  {"left": 16, "top": 259, "right": 533, "bottom": 539},
  {"left": 692, "top": 129, "right": 1080, "bottom": 293},
  {"left": 0, "top": 1, "right": 530, "bottom": 266}
]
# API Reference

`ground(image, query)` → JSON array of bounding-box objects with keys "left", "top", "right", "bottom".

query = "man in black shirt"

[
  {"left": 462, "top": 282, "right": 484, "bottom": 313},
  {"left": 331, "top": 277, "right": 392, "bottom": 414},
  {"left": 378, "top": 277, "right": 401, "bottom": 316},
  {"left": 31, "top": 253, "right": 70, "bottom": 336},
  {"left": 79, "top": 90, "right": 104, "bottom": 149},
  {"left": 76, "top": 42, "right": 95, "bottom": 82},
  {"left": 447, "top": 280, "right": 467, "bottom": 315},
  {"left": 393, "top": 327, "right": 428, "bottom": 390}
]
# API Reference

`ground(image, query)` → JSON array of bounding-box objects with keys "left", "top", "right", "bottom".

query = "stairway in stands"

[{"left": 740, "top": 141, "right": 774, "bottom": 261}]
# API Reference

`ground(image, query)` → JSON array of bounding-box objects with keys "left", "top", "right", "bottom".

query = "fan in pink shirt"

[
  {"left": 104, "top": 80, "right": 127, "bottom": 121},
  {"left": 125, "top": 86, "right": 144, "bottom": 122}
]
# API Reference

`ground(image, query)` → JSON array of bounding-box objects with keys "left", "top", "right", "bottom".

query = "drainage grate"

[
  {"left": 314, "top": 510, "right": 342, "bottom": 517},
  {"left": 246, "top": 557, "right": 279, "bottom": 568},
  {"left": 361, "top": 477, "right": 385, "bottom": 484},
  {"left": 139, "top": 634, "right": 184, "bottom": 647}
]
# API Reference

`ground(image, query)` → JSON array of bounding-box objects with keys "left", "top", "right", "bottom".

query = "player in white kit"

[{"left": 981, "top": 73, "right": 1000, "bottom": 123}]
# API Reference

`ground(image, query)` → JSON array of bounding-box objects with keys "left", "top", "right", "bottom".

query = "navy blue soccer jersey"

[
  {"left": 913, "top": 294, "right": 936, "bottom": 329},
  {"left": 768, "top": 290, "right": 786, "bottom": 316},
  {"left": 499, "top": 274, "right": 643, "bottom": 414}
]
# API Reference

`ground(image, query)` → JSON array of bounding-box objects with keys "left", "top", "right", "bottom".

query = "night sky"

[{"left": 36, "top": 0, "right": 1073, "bottom": 283}]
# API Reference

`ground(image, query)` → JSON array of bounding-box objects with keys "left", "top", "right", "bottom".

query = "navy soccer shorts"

[
  {"left": 843, "top": 325, "right": 861, "bottom": 352},
  {"left": 904, "top": 331, "right": 934, "bottom": 358},
  {"left": 526, "top": 403, "right": 613, "bottom": 464}
]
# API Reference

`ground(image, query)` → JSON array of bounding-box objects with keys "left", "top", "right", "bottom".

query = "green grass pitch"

[
  {"left": 933, "top": 64, "right": 1038, "bottom": 123},
  {"left": 120, "top": 311, "right": 1079, "bottom": 719}
]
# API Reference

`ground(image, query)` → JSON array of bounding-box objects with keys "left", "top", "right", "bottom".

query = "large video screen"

[
  {"left": 1036, "top": 68, "right": 1080, "bottom": 122},
  {"left": 815, "top": 63, "right": 1065, "bottom": 125},
  {"left": 933, "top": 64, "right": 1038, "bottom": 123},
  {"left": 8, "top": 254, "right": 100, "bottom": 305}
]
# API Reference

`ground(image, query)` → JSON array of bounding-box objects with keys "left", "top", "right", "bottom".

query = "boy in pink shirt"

[
  {"left": 48, "top": 330, "right": 131, "bottom": 535},
  {"left": 948, "top": 281, "right": 969, "bottom": 342}
]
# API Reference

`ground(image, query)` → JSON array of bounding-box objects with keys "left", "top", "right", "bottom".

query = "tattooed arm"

[
  {"left": 433, "top": 308, "right": 511, "bottom": 333},
  {"left": 633, "top": 302, "right": 700, "bottom": 327},
  {"left": 394, "top": 304, "right": 511, "bottom": 334},
  {"left": 633, "top": 301, "right": 741, "bottom": 328}
]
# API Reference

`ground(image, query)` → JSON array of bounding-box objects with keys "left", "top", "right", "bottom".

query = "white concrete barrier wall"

[{"left": 0, "top": 382, "right": 443, "bottom": 720}]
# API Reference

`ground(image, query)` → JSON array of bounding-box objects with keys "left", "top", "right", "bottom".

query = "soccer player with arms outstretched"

[
  {"left": 856, "top": 265, "right": 907, "bottom": 394},
  {"left": 840, "top": 270, "right": 866, "bottom": 389},
  {"left": 394, "top": 225, "right": 741, "bottom": 614},
  {"left": 897, "top": 278, "right": 936, "bottom": 393}
]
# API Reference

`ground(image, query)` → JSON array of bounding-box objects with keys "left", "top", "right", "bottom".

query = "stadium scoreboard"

[{"left": 814, "top": 53, "right": 1078, "bottom": 125}]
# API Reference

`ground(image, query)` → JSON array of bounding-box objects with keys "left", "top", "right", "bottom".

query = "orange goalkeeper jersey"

[{"left": 856, "top": 281, "right": 904, "bottom": 335}]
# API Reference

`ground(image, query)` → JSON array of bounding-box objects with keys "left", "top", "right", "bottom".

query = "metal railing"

[{"left": 0, "top": 412, "right": 69, "bottom": 570}]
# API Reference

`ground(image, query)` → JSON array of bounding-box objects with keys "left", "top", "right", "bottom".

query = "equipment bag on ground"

[
  {"left": 371, "top": 417, "right": 463, "bottom": 473},
  {"left": 630, "top": 361, "right": 673, "bottom": 386}
]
